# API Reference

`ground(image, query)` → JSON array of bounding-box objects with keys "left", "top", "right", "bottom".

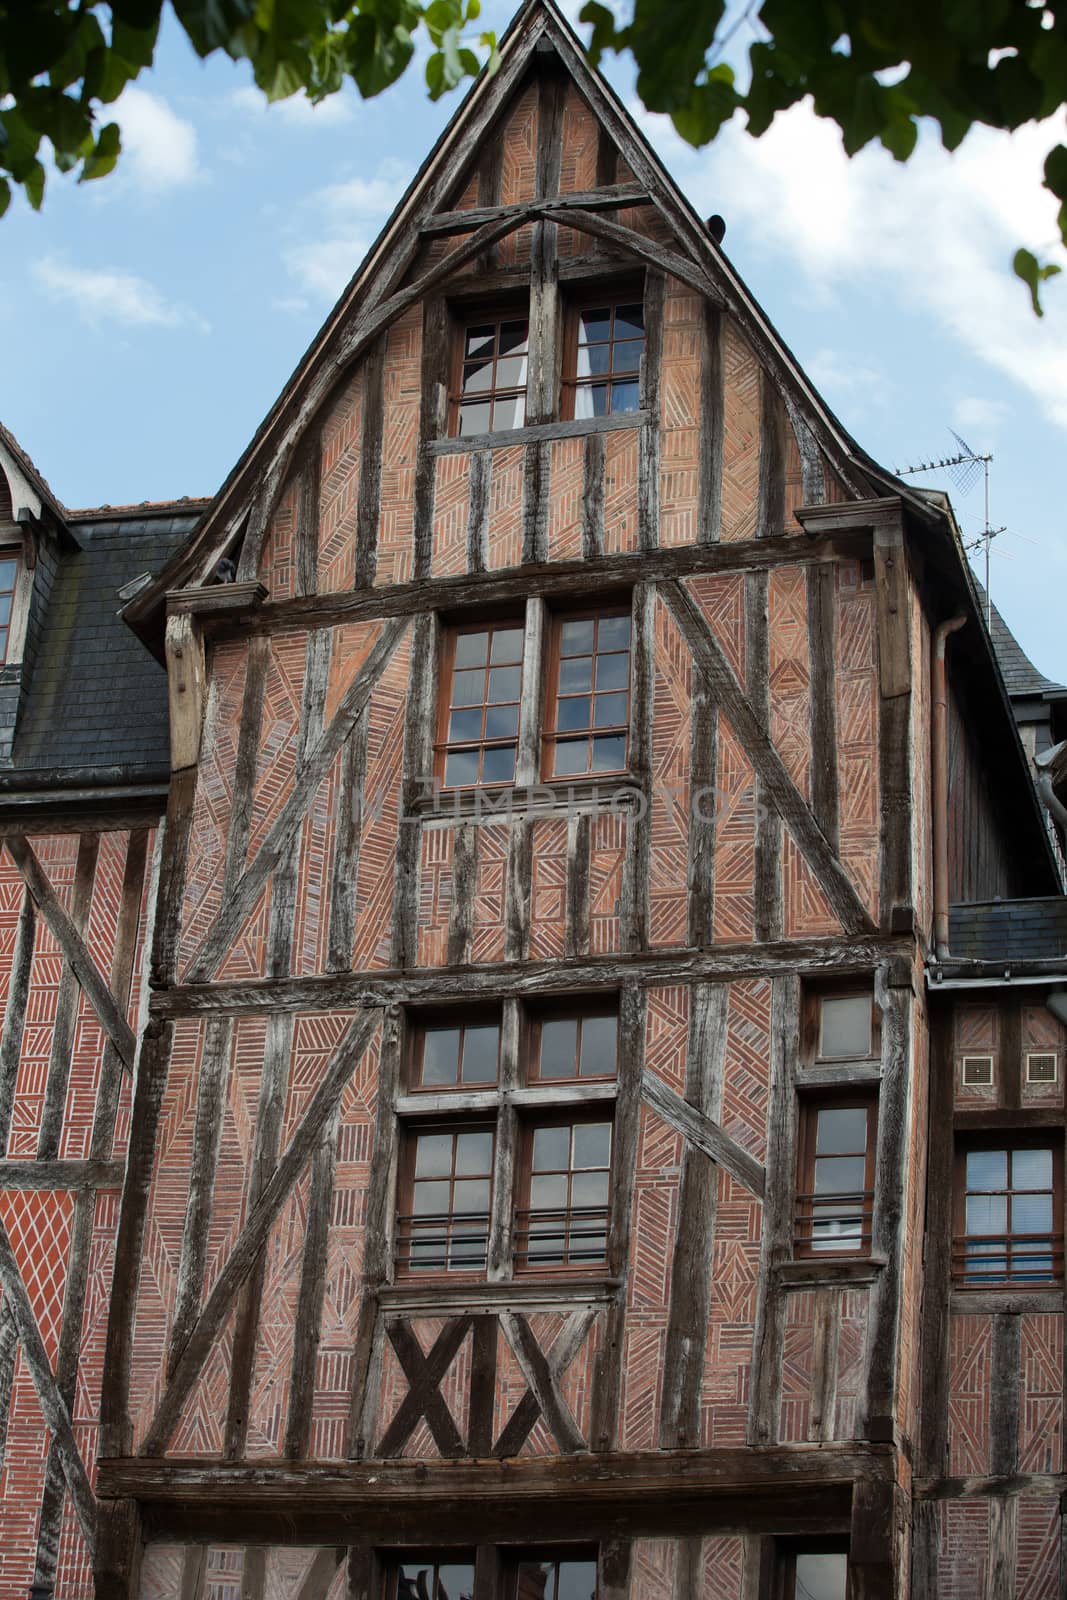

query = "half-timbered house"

[{"left": 1, "top": 2, "right": 1066, "bottom": 1595}]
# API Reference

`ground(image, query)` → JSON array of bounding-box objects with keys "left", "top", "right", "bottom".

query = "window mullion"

[
  {"left": 487, "top": 997, "right": 522, "bottom": 1281},
  {"left": 515, "top": 595, "right": 547, "bottom": 787}
]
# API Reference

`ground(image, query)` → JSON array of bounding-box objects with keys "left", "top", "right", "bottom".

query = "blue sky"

[{"left": 2, "top": 0, "right": 1066, "bottom": 686}]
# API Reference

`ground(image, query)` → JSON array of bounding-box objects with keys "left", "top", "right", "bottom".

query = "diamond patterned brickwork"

[
  {"left": 702, "top": 1167, "right": 762, "bottom": 1449},
  {"left": 947, "top": 1313, "right": 993, "bottom": 1476},
  {"left": 547, "top": 436, "right": 583, "bottom": 561},
  {"left": 557, "top": 81, "right": 598, "bottom": 200},
  {"left": 375, "top": 304, "right": 422, "bottom": 588},
  {"left": 649, "top": 596, "right": 691, "bottom": 948},
  {"left": 659, "top": 279, "right": 702, "bottom": 549},
  {"left": 497, "top": 82, "right": 537, "bottom": 268},
  {"left": 778, "top": 1288, "right": 816, "bottom": 1444},
  {"left": 318, "top": 368, "right": 362, "bottom": 593},
  {"left": 487, "top": 444, "right": 524, "bottom": 571},
  {"left": 720, "top": 321, "right": 760, "bottom": 543},
  {"left": 7, "top": 835, "right": 77, "bottom": 1156},
  {"left": 0, "top": 1188, "right": 73, "bottom": 1366},
  {"left": 432, "top": 452, "right": 471, "bottom": 578},
  {"left": 768, "top": 565, "right": 811, "bottom": 798},
  {"left": 834, "top": 560, "right": 879, "bottom": 918}
]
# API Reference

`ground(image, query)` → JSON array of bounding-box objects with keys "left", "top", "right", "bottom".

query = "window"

[
  {"left": 543, "top": 610, "right": 632, "bottom": 779},
  {"left": 0, "top": 552, "right": 19, "bottom": 664},
  {"left": 795, "top": 1097, "right": 877, "bottom": 1257},
  {"left": 816, "top": 993, "right": 875, "bottom": 1060},
  {"left": 953, "top": 1138, "right": 1063, "bottom": 1286},
  {"left": 451, "top": 313, "right": 529, "bottom": 436},
  {"left": 509, "top": 1555, "right": 598, "bottom": 1599},
  {"left": 778, "top": 1547, "right": 849, "bottom": 1600},
  {"left": 388, "top": 1556, "right": 476, "bottom": 1599},
  {"left": 562, "top": 299, "right": 644, "bottom": 419},
  {"left": 394, "top": 1006, "right": 617, "bottom": 1280},
  {"left": 437, "top": 621, "right": 525, "bottom": 788}
]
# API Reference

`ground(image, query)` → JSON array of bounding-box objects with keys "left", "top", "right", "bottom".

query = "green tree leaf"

[{"left": 1013, "top": 246, "right": 1062, "bottom": 317}]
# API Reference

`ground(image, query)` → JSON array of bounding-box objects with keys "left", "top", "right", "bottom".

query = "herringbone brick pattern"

[
  {"left": 350, "top": 632, "right": 410, "bottom": 970},
  {"left": 1023, "top": 1003, "right": 1065, "bottom": 1108},
  {"left": 631, "top": 1537, "right": 676, "bottom": 1596},
  {"left": 318, "top": 369, "right": 362, "bottom": 592},
  {"left": 138, "top": 1544, "right": 349, "bottom": 1598},
  {"left": 589, "top": 812, "right": 624, "bottom": 954},
  {"left": 835, "top": 1288, "right": 869, "bottom": 1440},
  {"left": 687, "top": 572, "right": 746, "bottom": 682},
  {"left": 418, "top": 825, "right": 454, "bottom": 968},
  {"left": 602, "top": 430, "right": 639, "bottom": 555},
  {"left": 659, "top": 280, "right": 701, "bottom": 548},
  {"left": 712, "top": 714, "right": 756, "bottom": 943},
  {"left": 169, "top": 1297, "right": 236, "bottom": 1456},
  {"left": 1017, "top": 1499, "right": 1063, "bottom": 1599},
  {"left": 260, "top": 477, "right": 298, "bottom": 602},
  {"left": 649, "top": 598, "right": 691, "bottom": 947},
  {"left": 498, "top": 84, "right": 537, "bottom": 268},
  {"left": 471, "top": 823, "right": 508, "bottom": 964},
  {"left": 703, "top": 1537, "right": 744, "bottom": 1597},
  {"left": 432, "top": 452, "right": 470, "bottom": 577},
  {"left": 179, "top": 643, "right": 249, "bottom": 974},
  {"left": 245, "top": 1175, "right": 310, "bottom": 1457},
  {"left": 947, "top": 1313, "right": 992, "bottom": 1475},
  {"left": 835, "top": 561, "right": 879, "bottom": 917},
  {"left": 621, "top": 1098, "right": 682, "bottom": 1450},
  {"left": 645, "top": 985, "right": 688, "bottom": 1094},
  {"left": 720, "top": 323, "right": 759, "bottom": 543},
  {"left": 558, "top": 83, "right": 598, "bottom": 197},
  {"left": 547, "top": 436, "right": 583, "bottom": 561},
  {"left": 376, "top": 305, "right": 422, "bottom": 587},
  {"left": 779, "top": 1288, "right": 815, "bottom": 1443},
  {"left": 487, "top": 445, "right": 524, "bottom": 570},
  {"left": 769, "top": 565, "right": 811, "bottom": 798},
  {"left": 721, "top": 979, "right": 771, "bottom": 1160},
  {"left": 782, "top": 828, "right": 839, "bottom": 939},
  {"left": 529, "top": 817, "right": 569, "bottom": 960},
  {"left": 703, "top": 1169, "right": 762, "bottom": 1449},
  {"left": 1019, "top": 1314, "right": 1063, "bottom": 1472}
]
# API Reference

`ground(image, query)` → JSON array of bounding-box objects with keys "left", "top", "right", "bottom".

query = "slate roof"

[
  {"left": 980, "top": 588, "right": 1066, "bottom": 699},
  {"left": 949, "top": 898, "right": 1067, "bottom": 963},
  {"left": 5, "top": 508, "right": 201, "bottom": 785}
]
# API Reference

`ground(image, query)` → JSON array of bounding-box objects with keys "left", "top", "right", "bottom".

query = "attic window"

[
  {"left": 561, "top": 295, "right": 645, "bottom": 420},
  {"left": 451, "top": 312, "right": 529, "bottom": 436},
  {"left": 0, "top": 552, "right": 20, "bottom": 664}
]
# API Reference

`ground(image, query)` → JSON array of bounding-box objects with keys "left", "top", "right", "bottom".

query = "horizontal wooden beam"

[
  {"left": 0, "top": 1159, "right": 124, "bottom": 1192},
  {"left": 914, "top": 1473, "right": 1067, "bottom": 1502},
  {"left": 427, "top": 410, "right": 648, "bottom": 457},
  {"left": 206, "top": 529, "right": 873, "bottom": 644},
  {"left": 101, "top": 1443, "right": 893, "bottom": 1503},
  {"left": 422, "top": 182, "right": 650, "bottom": 236},
  {"left": 150, "top": 932, "right": 913, "bottom": 1019}
]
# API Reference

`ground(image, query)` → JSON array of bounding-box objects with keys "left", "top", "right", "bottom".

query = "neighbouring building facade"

[{"left": 1, "top": 4, "right": 1067, "bottom": 1597}]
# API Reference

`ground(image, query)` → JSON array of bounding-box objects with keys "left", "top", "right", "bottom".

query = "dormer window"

[
  {"left": 451, "top": 312, "right": 530, "bottom": 437},
  {"left": 562, "top": 297, "right": 644, "bottom": 419},
  {"left": 0, "top": 553, "right": 19, "bottom": 664}
]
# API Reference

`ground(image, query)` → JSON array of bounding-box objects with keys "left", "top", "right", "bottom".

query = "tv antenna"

[{"left": 896, "top": 432, "right": 1001, "bottom": 626}]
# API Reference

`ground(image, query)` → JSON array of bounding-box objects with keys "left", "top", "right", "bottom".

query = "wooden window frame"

[
  {"left": 794, "top": 1092, "right": 878, "bottom": 1260},
  {"left": 541, "top": 603, "right": 633, "bottom": 781},
  {"left": 774, "top": 1541, "right": 850, "bottom": 1600},
  {"left": 404, "top": 1008, "right": 503, "bottom": 1094},
  {"left": 524, "top": 997, "right": 620, "bottom": 1086},
  {"left": 395, "top": 1120, "right": 496, "bottom": 1281},
  {"left": 504, "top": 1548, "right": 600, "bottom": 1599},
  {"left": 801, "top": 986, "right": 881, "bottom": 1066},
  {"left": 385, "top": 1552, "right": 478, "bottom": 1599},
  {"left": 448, "top": 305, "right": 531, "bottom": 439},
  {"left": 434, "top": 617, "right": 526, "bottom": 790},
  {"left": 560, "top": 286, "right": 646, "bottom": 422},
  {"left": 514, "top": 1111, "right": 614, "bottom": 1277},
  {"left": 0, "top": 548, "right": 22, "bottom": 666},
  {"left": 952, "top": 1132, "right": 1064, "bottom": 1289}
]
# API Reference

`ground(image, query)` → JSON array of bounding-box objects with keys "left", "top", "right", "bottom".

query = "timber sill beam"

[
  {"left": 794, "top": 497, "right": 904, "bottom": 539},
  {"left": 0, "top": 1159, "right": 124, "bottom": 1192},
  {"left": 641, "top": 1070, "right": 765, "bottom": 1200},
  {"left": 422, "top": 182, "right": 650, "bottom": 236},
  {"left": 166, "top": 581, "right": 268, "bottom": 619}
]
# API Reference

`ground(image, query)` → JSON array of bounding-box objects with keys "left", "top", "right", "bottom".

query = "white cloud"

[
  {"left": 111, "top": 87, "right": 199, "bottom": 190},
  {"left": 806, "top": 348, "right": 888, "bottom": 402},
  {"left": 285, "top": 162, "right": 411, "bottom": 300},
  {"left": 637, "top": 102, "right": 1067, "bottom": 430},
  {"left": 230, "top": 84, "right": 355, "bottom": 127},
  {"left": 33, "top": 257, "right": 209, "bottom": 333},
  {"left": 953, "top": 396, "right": 1010, "bottom": 437}
]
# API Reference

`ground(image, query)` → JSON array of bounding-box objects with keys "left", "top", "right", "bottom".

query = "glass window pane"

[
  {"left": 573, "top": 384, "right": 597, "bottom": 420},
  {"left": 455, "top": 1130, "right": 493, "bottom": 1174},
  {"left": 967, "top": 1149, "right": 1008, "bottom": 1191},
  {"left": 461, "top": 1024, "right": 499, "bottom": 1083},
  {"left": 487, "top": 665, "right": 521, "bottom": 703},
  {"left": 557, "top": 695, "right": 590, "bottom": 732},
  {"left": 597, "top": 615, "right": 631, "bottom": 650},
  {"left": 436, "top": 1566, "right": 476, "bottom": 1599},
  {"left": 573, "top": 1122, "right": 611, "bottom": 1168},
  {"left": 560, "top": 618, "right": 595, "bottom": 654},
  {"left": 590, "top": 734, "right": 626, "bottom": 771},
  {"left": 484, "top": 703, "right": 520, "bottom": 739},
  {"left": 612, "top": 338, "right": 644, "bottom": 372},
  {"left": 819, "top": 995, "right": 871, "bottom": 1057},
  {"left": 813, "top": 1154, "right": 866, "bottom": 1195},
  {"left": 1013, "top": 1192, "right": 1053, "bottom": 1233},
  {"left": 412, "top": 1179, "right": 450, "bottom": 1215},
  {"left": 493, "top": 392, "right": 526, "bottom": 430},
  {"left": 557, "top": 1560, "right": 598, "bottom": 1600},
  {"left": 541, "top": 1018, "right": 579, "bottom": 1079},
  {"left": 452, "top": 668, "right": 486, "bottom": 707},
  {"left": 967, "top": 1193, "right": 1007, "bottom": 1235},
  {"left": 815, "top": 1107, "right": 867, "bottom": 1156},
  {"left": 532, "top": 1125, "right": 570, "bottom": 1169},
  {"left": 481, "top": 744, "right": 516, "bottom": 783},
  {"left": 0, "top": 595, "right": 11, "bottom": 626},
  {"left": 576, "top": 342, "right": 611, "bottom": 378},
  {"left": 516, "top": 1561, "right": 555, "bottom": 1597},
  {"left": 490, "top": 627, "right": 524, "bottom": 664},
  {"left": 0, "top": 559, "right": 18, "bottom": 589},
  {"left": 422, "top": 1028, "right": 461, "bottom": 1086},
  {"left": 553, "top": 738, "right": 589, "bottom": 776},
  {"left": 593, "top": 692, "right": 628, "bottom": 728},
  {"left": 465, "top": 326, "right": 495, "bottom": 358},
  {"left": 595, "top": 653, "right": 629, "bottom": 691},
  {"left": 444, "top": 749, "right": 479, "bottom": 787},
  {"left": 453, "top": 1179, "right": 489, "bottom": 1213},
  {"left": 615, "top": 305, "right": 644, "bottom": 338},
  {"left": 579, "top": 307, "right": 611, "bottom": 342},
  {"left": 572, "top": 1169, "right": 610, "bottom": 1208},
  {"left": 500, "top": 319, "right": 529, "bottom": 354},
  {"left": 608, "top": 379, "right": 640, "bottom": 413},
  {"left": 1012, "top": 1148, "right": 1053, "bottom": 1190},
  {"left": 793, "top": 1552, "right": 848, "bottom": 1600},
  {"left": 458, "top": 400, "right": 491, "bottom": 436},
  {"left": 495, "top": 353, "right": 528, "bottom": 388},
  {"left": 414, "top": 1133, "right": 453, "bottom": 1178},
  {"left": 454, "top": 631, "right": 488, "bottom": 668},
  {"left": 462, "top": 358, "right": 495, "bottom": 394},
  {"left": 448, "top": 708, "right": 483, "bottom": 743},
  {"left": 530, "top": 1173, "right": 568, "bottom": 1210},
  {"left": 580, "top": 1015, "right": 617, "bottom": 1076},
  {"left": 559, "top": 655, "right": 593, "bottom": 694},
  {"left": 588, "top": 383, "right": 610, "bottom": 416}
]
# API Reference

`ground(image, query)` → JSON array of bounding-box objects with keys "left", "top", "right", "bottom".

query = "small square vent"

[
  {"left": 962, "top": 1055, "right": 994, "bottom": 1087},
  {"left": 1027, "top": 1052, "right": 1058, "bottom": 1085}
]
